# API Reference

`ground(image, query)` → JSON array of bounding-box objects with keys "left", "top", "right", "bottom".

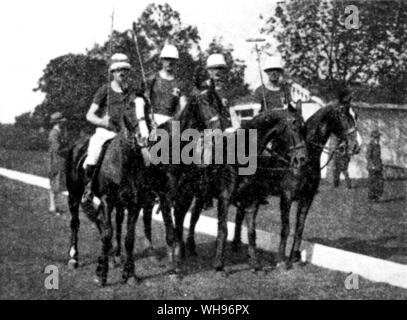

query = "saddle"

[{"left": 90, "top": 138, "right": 114, "bottom": 194}]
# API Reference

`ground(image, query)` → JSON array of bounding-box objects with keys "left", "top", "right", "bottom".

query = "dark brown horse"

[
  {"left": 231, "top": 101, "right": 361, "bottom": 270},
  {"left": 184, "top": 103, "right": 307, "bottom": 272},
  {"left": 66, "top": 103, "right": 155, "bottom": 285}
]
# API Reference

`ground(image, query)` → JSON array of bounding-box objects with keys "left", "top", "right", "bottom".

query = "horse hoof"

[
  {"left": 250, "top": 265, "right": 262, "bottom": 274},
  {"left": 215, "top": 269, "right": 229, "bottom": 278},
  {"left": 276, "top": 261, "right": 288, "bottom": 271},
  {"left": 290, "top": 261, "right": 306, "bottom": 270},
  {"left": 94, "top": 276, "right": 107, "bottom": 287},
  {"left": 169, "top": 273, "right": 182, "bottom": 282},
  {"left": 124, "top": 276, "right": 141, "bottom": 286},
  {"left": 68, "top": 259, "right": 78, "bottom": 270}
]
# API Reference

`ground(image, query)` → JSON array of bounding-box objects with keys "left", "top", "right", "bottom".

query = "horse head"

[
  {"left": 177, "top": 85, "right": 225, "bottom": 133},
  {"left": 248, "top": 102, "right": 307, "bottom": 177},
  {"left": 328, "top": 102, "right": 361, "bottom": 156}
]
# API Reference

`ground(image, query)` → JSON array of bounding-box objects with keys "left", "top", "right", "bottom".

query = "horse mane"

[{"left": 243, "top": 108, "right": 287, "bottom": 131}]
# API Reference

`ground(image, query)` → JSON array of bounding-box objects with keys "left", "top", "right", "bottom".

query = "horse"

[
  {"left": 183, "top": 102, "right": 308, "bottom": 272},
  {"left": 231, "top": 100, "right": 361, "bottom": 270},
  {"left": 65, "top": 132, "right": 156, "bottom": 274}
]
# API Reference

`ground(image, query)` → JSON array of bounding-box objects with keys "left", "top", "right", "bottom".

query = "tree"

[
  {"left": 33, "top": 54, "right": 107, "bottom": 135},
  {"left": 88, "top": 3, "right": 201, "bottom": 92},
  {"left": 262, "top": 0, "right": 407, "bottom": 102},
  {"left": 28, "top": 2, "right": 251, "bottom": 140}
]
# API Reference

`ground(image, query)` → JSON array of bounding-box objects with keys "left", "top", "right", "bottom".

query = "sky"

[{"left": 0, "top": 0, "right": 279, "bottom": 123}]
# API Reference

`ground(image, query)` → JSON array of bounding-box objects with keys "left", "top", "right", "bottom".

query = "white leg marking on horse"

[
  {"left": 301, "top": 250, "right": 307, "bottom": 263},
  {"left": 69, "top": 247, "right": 76, "bottom": 258},
  {"left": 356, "top": 131, "right": 362, "bottom": 147}
]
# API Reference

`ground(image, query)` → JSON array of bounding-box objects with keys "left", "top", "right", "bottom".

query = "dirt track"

[{"left": 1, "top": 175, "right": 406, "bottom": 300}]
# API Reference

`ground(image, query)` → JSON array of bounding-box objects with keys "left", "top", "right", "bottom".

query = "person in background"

[
  {"left": 48, "top": 112, "right": 69, "bottom": 216},
  {"left": 366, "top": 130, "right": 384, "bottom": 202}
]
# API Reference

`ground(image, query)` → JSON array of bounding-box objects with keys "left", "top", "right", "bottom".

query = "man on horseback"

[
  {"left": 254, "top": 55, "right": 292, "bottom": 112},
  {"left": 199, "top": 53, "right": 240, "bottom": 132},
  {"left": 135, "top": 44, "right": 188, "bottom": 142},
  {"left": 81, "top": 53, "right": 133, "bottom": 208}
]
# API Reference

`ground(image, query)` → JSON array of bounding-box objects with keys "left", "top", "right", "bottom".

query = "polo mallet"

[{"left": 246, "top": 38, "right": 268, "bottom": 111}]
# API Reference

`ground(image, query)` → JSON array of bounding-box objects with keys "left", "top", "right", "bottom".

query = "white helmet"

[
  {"left": 160, "top": 45, "right": 179, "bottom": 60},
  {"left": 206, "top": 53, "right": 227, "bottom": 69},
  {"left": 264, "top": 55, "right": 285, "bottom": 71},
  {"left": 109, "top": 53, "right": 131, "bottom": 72}
]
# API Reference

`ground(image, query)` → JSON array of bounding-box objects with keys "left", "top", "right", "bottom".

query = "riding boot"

[{"left": 81, "top": 165, "right": 96, "bottom": 206}]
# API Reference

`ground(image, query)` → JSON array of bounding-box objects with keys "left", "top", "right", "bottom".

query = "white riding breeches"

[{"left": 83, "top": 128, "right": 116, "bottom": 168}]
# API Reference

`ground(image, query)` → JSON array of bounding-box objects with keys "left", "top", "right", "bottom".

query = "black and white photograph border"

[{"left": 0, "top": 0, "right": 406, "bottom": 302}]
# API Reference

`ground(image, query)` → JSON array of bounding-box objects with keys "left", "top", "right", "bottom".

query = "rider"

[
  {"left": 81, "top": 53, "right": 133, "bottom": 207},
  {"left": 135, "top": 44, "right": 188, "bottom": 141},
  {"left": 254, "top": 55, "right": 292, "bottom": 112},
  {"left": 200, "top": 53, "right": 240, "bottom": 132}
]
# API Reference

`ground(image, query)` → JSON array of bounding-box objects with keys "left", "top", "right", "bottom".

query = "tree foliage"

[
  {"left": 263, "top": 0, "right": 407, "bottom": 102},
  {"left": 21, "top": 3, "right": 250, "bottom": 142}
]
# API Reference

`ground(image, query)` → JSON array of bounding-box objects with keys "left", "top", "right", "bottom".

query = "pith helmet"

[
  {"left": 160, "top": 45, "right": 179, "bottom": 60},
  {"left": 206, "top": 53, "right": 227, "bottom": 69},
  {"left": 109, "top": 53, "right": 131, "bottom": 72},
  {"left": 264, "top": 56, "right": 285, "bottom": 71}
]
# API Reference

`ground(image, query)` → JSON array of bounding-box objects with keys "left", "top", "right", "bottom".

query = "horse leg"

[
  {"left": 142, "top": 202, "right": 155, "bottom": 254},
  {"left": 276, "top": 192, "right": 291, "bottom": 269},
  {"left": 173, "top": 193, "right": 194, "bottom": 269},
  {"left": 68, "top": 193, "right": 80, "bottom": 269},
  {"left": 288, "top": 196, "right": 313, "bottom": 268},
  {"left": 245, "top": 201, "right": 261, "bottom": 272},
  {"left": 158, "top": 193, "right": 176, "bottom": 271},
  {"left": 113, "top": 205, "right": 124, "bottom": 266},
  {"left": 232, "top": 205, "right": 245, "bottom": 252},
  {"left": 94, "top": 196, "right": 113, "bottom": 286},
  {"left": 122, "top": 201, "right": 141, "bottom": 284},
  {"left": 186, "top": 196, "right": 205, "bottom": 256},
  {"left": 213, "top": 192, "right": 230, "bottom": 272}
]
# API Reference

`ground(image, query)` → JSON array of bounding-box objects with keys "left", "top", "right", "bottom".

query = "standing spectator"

[
  {"left": 48, "top": 112, "right": 69, "bottom": 215},
  {"left": 333, "top": 144, "right": 352, "bottom": 189},
  {"left": 366, "top": 130, "right": 384, "bottom": 202}
]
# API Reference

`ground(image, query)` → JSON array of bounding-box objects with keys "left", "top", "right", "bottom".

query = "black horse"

[
  {"left": 184, "top": 103, "right": 307, "bottom": 272},
  {"left": 231, "top": 100, "right": 361, "bottom": 270}
]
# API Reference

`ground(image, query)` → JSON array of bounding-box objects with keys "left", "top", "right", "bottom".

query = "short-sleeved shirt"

[
  {"left": 148, "top": 74, "right": 187, "bottom": 117},
  {"left": 93, "top": 84, "right": 137, "bottom": 133},
  {"left": 254, "top": 85, "right": 289, "bottom": 112}
]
